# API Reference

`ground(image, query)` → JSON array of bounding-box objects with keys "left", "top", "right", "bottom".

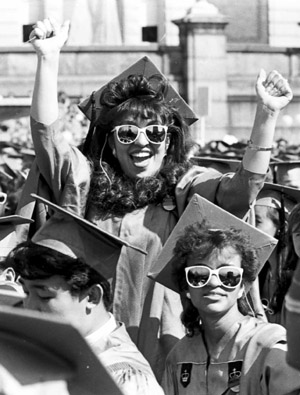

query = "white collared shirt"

[{"left": 85, "top": 313, "right": 117, "bottom": 346}]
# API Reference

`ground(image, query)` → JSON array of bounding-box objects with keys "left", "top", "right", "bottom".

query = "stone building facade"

[{"left": 1, "top": 0, "right": 300, "bottom": 143}]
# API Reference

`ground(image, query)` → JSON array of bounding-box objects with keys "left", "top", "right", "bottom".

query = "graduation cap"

[
  {"left": 190, "top": 156, "right": 241, "bottom": 174},
  {"left": 0, "top": 306, "right": 124, "bottom": 394},
  {"left": 31, "top": 194, "right": 146, "bottom": 280},
  {"left": 148, "top": 193, "right": 277, "bottom": 293},
  {"left": 0, "top": 215, "right": 34, "bottom": 259},
  {"left": 78, "top": 56, "right": 198, "bottom": 126},
  {"left": 270, "top": 159, "right": 300, "bottom": 189},
  {"left": 255, "top": 182, "right": 300, "bottom": 214}
]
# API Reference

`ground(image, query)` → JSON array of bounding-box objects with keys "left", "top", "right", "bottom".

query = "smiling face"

[
  {"left": 109, "top": 112, "right": 170, "bottom": 179},
  {"left": 187, "top": 246, "right": 244, "bottom": 318}
]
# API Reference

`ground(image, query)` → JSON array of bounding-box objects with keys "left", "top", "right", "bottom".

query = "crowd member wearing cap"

[
  {"left": 16, "top": 18, "right": 292, "bottom": 379},
  {"left": 150, "top": 195, "right": 300, "bottom": 395},
  {"left": 270, "top": 149, "right": 300, "bottom": 189},
  {"left": 7, "top": 196, "right": 164, "bottom": 395},
  {"left": 254, "top": 183, "right": 300, "bottom": 324},
  {"left": 285, "top": 203, "right": 300, "bottom": 370}
]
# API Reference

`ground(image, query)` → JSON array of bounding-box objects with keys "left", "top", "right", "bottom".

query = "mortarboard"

[
  {"left": 255, "top": 182, "right": 300, "bottom": 214},
  {"left": 0, "top": 215, "right": 34, "bottom": 259},
  {"left": 270, "top": 158, "right": 300, "bottom": 189},
  {"left": 191, "top": 156, "right": 241, "bottom": 174},
  {"left": 31, "top": 194, "right": 146, "bottom": 281},
  {"left": 148, "top": 193, "right": 277, "bottom": 294},
  {"left": 20, "top": 148, "right": 35, "bottom": 158},
  {"left": 0, "top": 306, "right": 124, "bottom": 394},
  {"left": 78, "top": 56, "right": 198, "bottom": 126}
]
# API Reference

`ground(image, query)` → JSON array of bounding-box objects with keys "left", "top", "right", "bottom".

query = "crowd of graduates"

[{"left": 0, "top": 17, "right": 300, "bottom": 394}]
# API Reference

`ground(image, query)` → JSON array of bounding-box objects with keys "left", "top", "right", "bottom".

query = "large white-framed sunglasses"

[
  {"left": 185, "top": 266, "right": 244, "bottom": 289},
  {"left": 111, "top": 124, "right": 168, "bottom": 145}
]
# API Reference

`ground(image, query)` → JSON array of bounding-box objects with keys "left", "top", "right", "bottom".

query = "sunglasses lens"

[
  {"left": 145, "top": 126, "right": 167, "bottom": 143},
  {"left": 117, "top": 126, "right": 139, "bottom": 144},
  {"left": 186, "top": 267, "right": 210, "bottom": 288},
  {"left": 218, "top": 267, "right": 242, "bottom": 288},
  {"left": 186, "top": 266, "right": 242, "bottom": 288}
]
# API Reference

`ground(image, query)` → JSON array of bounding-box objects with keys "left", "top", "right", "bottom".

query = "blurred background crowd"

[{"left": 0, "top": 89, "right": 297, "bottom": 217}]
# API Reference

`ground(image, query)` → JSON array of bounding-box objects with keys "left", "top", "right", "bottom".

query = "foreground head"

[
  {"left": 83, "top": 74, "right": 194, "bottom": 179},
  {"left": 6, "top": 241, "right": 112, "bottom": 336},
  {"left": 3, "top": 194, "right": 139, "bottom": 336},
  {"left": 172, "top": 222, "right": 260, "bottom": 334}
]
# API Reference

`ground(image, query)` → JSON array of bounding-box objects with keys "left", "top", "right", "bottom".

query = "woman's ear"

[
  {"left": 86, "top": 284, "right": 103, "bottom": 309},
  {"left": 237, "top": 283, "right": 245, "bottom": 300},
  {"left": 165, "top": 135, "right": 170, "bottom": 152},
  {"left": 108, "top": 135, "right": 117, "bottom": 157}
]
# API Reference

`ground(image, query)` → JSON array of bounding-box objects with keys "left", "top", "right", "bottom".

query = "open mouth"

[{"left": 131, "top": 152, "right": 152, "bottom": 165}]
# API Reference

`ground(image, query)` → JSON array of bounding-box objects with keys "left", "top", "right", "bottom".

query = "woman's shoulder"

[
  {"left": 177, "top": 164, "right": 221, "bottom": 185},
  {"left": 166, "top": 331, "right": 206, "bottom": 363},
  {"left": 240, "top": 315, "right": 286, "bottom": 347}
]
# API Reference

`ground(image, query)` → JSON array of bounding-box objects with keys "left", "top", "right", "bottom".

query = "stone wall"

[{"left": 1, "top": 44, "right": 300, "bottom": 143}]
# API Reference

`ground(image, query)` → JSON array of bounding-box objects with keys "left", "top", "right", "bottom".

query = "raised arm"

[
  {"left": 23, "top": 19, "right": 91, "bottom": 215},
  {"left": 30, "top": 18, "right": 70, "bottom": 124},
  {"left": 215, "top": 70, "right": 293, "bottom": 218},
  {"left": 243, "top": 69, "right": 293, "bottom": 174}
]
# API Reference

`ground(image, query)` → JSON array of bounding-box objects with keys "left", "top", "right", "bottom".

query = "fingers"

[
  {"left": 60, "top": 20, "right": 71, "bottom": 42},
  {"left": 257, "top": 68, "right": 266, "bottom": 84},
  {"left": 31, "top": 19, "right": 53, "bottom": 40},
  {"left": 29, "top": 18, "right": 70, "bottom": 43},
  {"left": 264, "top": 70, "right": 292, "bottom": 99}
]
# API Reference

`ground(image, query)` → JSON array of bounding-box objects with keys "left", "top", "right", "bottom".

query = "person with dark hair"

[
  {"left": 254, "top": 183, "right": 300, "bottom": 324},
  {"left": 7, "top": 196, "right": 164, "bottom": 395},
  {"left": 148, "top": 194, "right": 300, "bottom": 395},
  {"left": 16, "top": 18, "right": 293, "bottom": 379},
  {"left": 285, "top": 203, "right": 300, "bottom": 370}
]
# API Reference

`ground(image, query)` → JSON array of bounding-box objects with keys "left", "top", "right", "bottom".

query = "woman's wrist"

[
  {"left": 247, "top": 139, "right": 273, "bottom": 152},
  {"left": 258, "top": 102, "right": 280, "bottom": 117}
]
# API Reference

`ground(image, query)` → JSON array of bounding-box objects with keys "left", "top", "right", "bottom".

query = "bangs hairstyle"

[
  {"left": 172, "top": 222, "right": 259, "bottom": 293},
  {"left": 6, "top": 241, "right": 112, "bottom": 310},
  {"left": 82, "top": 74, "right": 193, "bottom": 166},
  {"left": 171, "top": 222, "right": 260, "bottom": 335}
]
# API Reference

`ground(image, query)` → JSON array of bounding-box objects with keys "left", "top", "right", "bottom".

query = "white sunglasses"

[
  {"left": 111, "top": 124, "right": 168, "bottom": 144},
  {"left": 185, "top": 266, "right": 243, "bottom": 289}
]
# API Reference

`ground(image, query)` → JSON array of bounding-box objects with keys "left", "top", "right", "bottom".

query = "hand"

[
  {"left": 256, "top": 69, "right": 293, "bottom": 112},
  {"left": 29, "top": 18, "right": 70, "bottom": 56}
]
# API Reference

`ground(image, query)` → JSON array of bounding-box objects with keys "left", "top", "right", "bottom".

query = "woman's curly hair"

[
  {"left": 6, "top": 241, "right": 112, "bottom": 311},
  {"left": 82, "top": 74, "right": 195, "bottom": 217},
  {"left": 271, "top": 203, "right": 300, "bottom": 313},
  {"left": 172, "top": 222, "right": 260, "bottom": 336}
]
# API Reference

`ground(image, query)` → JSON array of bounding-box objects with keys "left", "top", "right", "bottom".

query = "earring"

[
  {"left": 112, "top": 148, "right": 116, "bottom": 157},
  {"left": 186, "top": 292, "right": 191, "bottom": 299}
]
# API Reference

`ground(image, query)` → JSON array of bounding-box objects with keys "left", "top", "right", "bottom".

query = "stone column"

[{"left": 173, "top": 0, "right": 228, "bottom": 143}]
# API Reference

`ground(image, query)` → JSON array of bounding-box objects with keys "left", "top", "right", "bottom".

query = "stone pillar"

[{"left": 173, "top": 0, "right": 228, "bottom": 144}]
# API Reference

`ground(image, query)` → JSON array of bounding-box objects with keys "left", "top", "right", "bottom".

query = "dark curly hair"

[
  {"left": 257, "top": 197, "right": 293, "bottom": 314},
  {"left": 271, "top": 203, "right": 300, "bottom": 313},
  {"left": 172, "top": 222, "right": 260, "bottom": 336},
  {"left": 6, "top": 241, "right": 112, "bottom": 311},
  {"left": 81, "top": 74, "right": 194, "bottom": 217}
]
